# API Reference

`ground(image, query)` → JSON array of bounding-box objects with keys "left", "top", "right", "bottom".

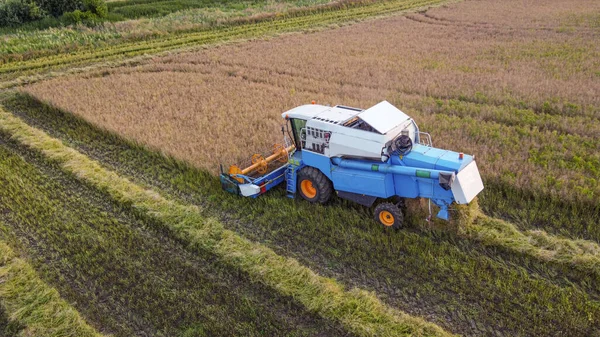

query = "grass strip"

[
  {"left": 454, "top": 200, "right": 600, "bottom": 273},
  {"left": 0, "top": 107, "right": 453, "bottom": 337},
  {"left": 0, "top": 240, "right": 105, "bottom": 337}
]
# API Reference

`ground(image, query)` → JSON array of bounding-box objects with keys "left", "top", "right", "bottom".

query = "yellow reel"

[
  {"left": 273, "top": 144, "right": 288, "bottom": 163},
  {"left": 251, "top": 154, "right": 268, "bottom": 174}
]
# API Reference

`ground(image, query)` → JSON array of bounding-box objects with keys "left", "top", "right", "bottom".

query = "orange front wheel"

[
  {"left": 296, "top": 167, "right": 332, "bottom": 204},
  {"left": 374, "top": 202, "right": 404, "bottom": 229}
]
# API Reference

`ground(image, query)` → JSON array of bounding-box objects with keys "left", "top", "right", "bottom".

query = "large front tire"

[
  {"left": 297, "top": 167, "right": 332, "bottom": 204},
  {"left": 374, "top": 202, "right": 404, "bottom": 229}
]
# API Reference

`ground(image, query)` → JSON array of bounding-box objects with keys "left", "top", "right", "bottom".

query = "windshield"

[{"left": 290, "top": 118, "right": 307, "bottom": 149}]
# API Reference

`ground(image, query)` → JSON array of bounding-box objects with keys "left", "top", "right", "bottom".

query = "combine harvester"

[{"left": 221, "top": 101, "right": 484, "bottom": 228}]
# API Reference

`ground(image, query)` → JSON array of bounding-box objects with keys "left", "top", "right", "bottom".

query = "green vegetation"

[
  {"left": 2, "top": 94, "right": 600, "bottom": 336},
  {"left": 0, "top": 239, "right": 105, "bottom": 337},
  {"left": 0, "top": 0, "right": 107, "bottom": 27},
  {"left": 0, "top": 136, "right": 356, "bottom": 337},
  {"left": 0, "top": 0, "right": 46, "bottom": 26},
  {"left": 107, "top": 0, "right": 219, "bottom": 19}
]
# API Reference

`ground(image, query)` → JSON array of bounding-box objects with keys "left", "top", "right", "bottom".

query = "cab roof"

[{"left": 282, "top": 101, "right": 411, "bottom": 135}]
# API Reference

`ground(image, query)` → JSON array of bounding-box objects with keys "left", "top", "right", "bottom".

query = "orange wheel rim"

[
  {"left": 379, "top": 210, "right": 395, "bottom": 227},
  {"left": 300, "top": 180, "right": 317, "bottom": 198}
]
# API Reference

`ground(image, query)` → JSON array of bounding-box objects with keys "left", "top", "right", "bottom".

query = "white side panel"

[
  {"left": 328, "top": 133, "right": 384, "bottom": 159},
  {"left": 451, "top": 161, "right": 484, "bottom": 204},
  {"left": 239, "top": 184, "right": 260, "bottom": 197}
]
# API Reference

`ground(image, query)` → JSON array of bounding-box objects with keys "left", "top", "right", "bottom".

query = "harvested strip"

[
  {"left": 0, "top": 107, "right": 453, "bottom": 337},
  {"left": 459, "top": 201, "right": 600, "bottom": 273},
  {"left": 0, "top": 240, "right": 106, "bottom": 337}
]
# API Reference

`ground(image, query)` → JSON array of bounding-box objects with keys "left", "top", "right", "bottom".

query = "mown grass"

[
  {"left": 0, "top": 239, "right": 105, "bottom": 337},
  {"left": 0, "top": 136, "right": 357, "bottom": 336},
  {"left": 3, "top": 95, "right": 600, "bottom": 336},
  {"left": 0, "top": 306, "right": 24, "bottom": 336},
  {"left": 0, "top": 0, "right": 449, "bottom": 84},
  {"left": 0, "top": 106, "right": 453, "bottom": 337}
]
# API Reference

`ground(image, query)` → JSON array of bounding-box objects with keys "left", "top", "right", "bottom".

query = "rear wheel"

[
  {"left": 297, "top": 167, "right": 332, "bottom": 204},
  {"left": 374, "top": 202, "right": 404, "bottom": 229}
]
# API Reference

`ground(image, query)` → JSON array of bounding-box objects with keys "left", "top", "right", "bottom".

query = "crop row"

[
  {"left": 179, "top": 38, "right": 597, "bottom": 120},
  {"left": 184, "top": 59, "right": 599, "bottom": 205},
  {"left": 21, "top": 57, "right": 600, "bottom": 243},
  {"left": 398, "top": 96, "right": 600, "bottom": 239},
  {"left": 0, "top": 237, "right": 104, "bottom": 337},
  {"left": 0, "top": 135, "right": 360, "bottom": 336},
  {"left": 0, "top": 0, "right": 448, "bottom": 86},
  {"left": 2, "top": 98, "right": 600, "bottom": 335},
  {"left": 0, "top": 106, "right": 452, "bottom": 336}
]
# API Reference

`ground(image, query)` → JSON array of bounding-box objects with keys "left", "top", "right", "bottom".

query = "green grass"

[
  {"left": 0, "top": 0, "right": 449, "bottom": 85},
  {"left": 0, "top": 0, "right": 326, "bottom": 64},
  {"left": 0, "top": 239, "right": 105, "bottom": 337},
  {"left": 0, "top": 136, "right": 356, "bottom": 336},
  {"left": 0, "top": 306, "right": 24, "bottom": 336},
  {"left": 2, "top": 95, "right": 600, "bottom": 336},
  {"left": 0, "top": 104, "right": 453, "bottom": 337}
]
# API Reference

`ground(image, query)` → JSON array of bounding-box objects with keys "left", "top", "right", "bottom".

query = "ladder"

[{"left": 285, "top": 165, "right": 297, "bottom": 198}]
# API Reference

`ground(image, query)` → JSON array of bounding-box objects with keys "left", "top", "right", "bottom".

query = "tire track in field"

[{"left": 405, "top": 9, "right": 600, "bottom": 35}]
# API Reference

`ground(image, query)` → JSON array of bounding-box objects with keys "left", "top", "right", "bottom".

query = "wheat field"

[{"left": 25, "top": 0, "right": 600, "bottom": 203}]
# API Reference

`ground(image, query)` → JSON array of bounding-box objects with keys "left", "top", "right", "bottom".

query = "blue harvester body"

[{"left": 221, "top": 101, "right": 483, "bottom": 221}]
